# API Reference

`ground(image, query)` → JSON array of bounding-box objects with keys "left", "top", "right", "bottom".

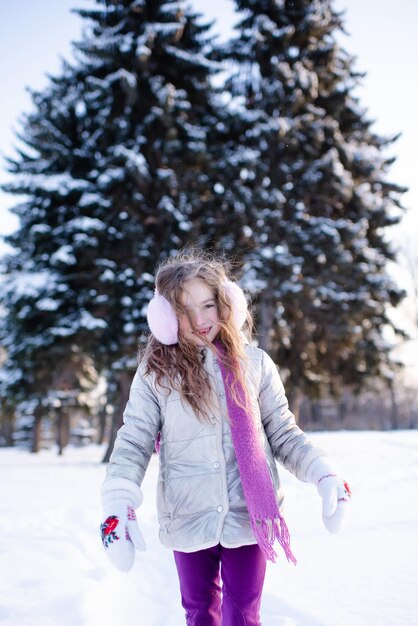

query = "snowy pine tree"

[
  {"left": 222, "top": 0, "right": 407, "bottom": 402},
  {"left": 0, "top": 0, "right": 223, "bottom": 450},
  {"left": 0, "top": 0, "right": 408, "bottom": 443}
]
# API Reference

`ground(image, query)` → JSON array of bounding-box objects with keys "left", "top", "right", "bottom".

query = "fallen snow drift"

[{"left": 0, "top": 430, "right": 417, "bottom": 626}]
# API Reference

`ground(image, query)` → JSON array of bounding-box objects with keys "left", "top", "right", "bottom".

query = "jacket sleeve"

[
  {"left": 259, "top": 350, "right": 326, "bottom": 481},
  {"left": 104, "top": 364, "right": 162, "bottom": 488}
]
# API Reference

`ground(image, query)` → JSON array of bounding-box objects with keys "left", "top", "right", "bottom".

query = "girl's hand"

[
  {"left": 316, "top": 474, "right": 352, "bottom": 533},
  {"left": 100, "top": 502, "right": 146, "bottom": 572}
]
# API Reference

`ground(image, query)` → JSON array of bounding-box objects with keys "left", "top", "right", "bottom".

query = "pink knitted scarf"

[{"left": 215, "top": 340, "right": 297, "bottom": 565}]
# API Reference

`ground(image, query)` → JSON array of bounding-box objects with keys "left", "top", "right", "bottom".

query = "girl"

[{"left": 100, "top": 251, "right": 351, "bottom": 626}]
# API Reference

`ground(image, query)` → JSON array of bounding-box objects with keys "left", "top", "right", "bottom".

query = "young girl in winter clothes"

[{"left": 100, "top": 252, "right": 351, "bottom": 626}]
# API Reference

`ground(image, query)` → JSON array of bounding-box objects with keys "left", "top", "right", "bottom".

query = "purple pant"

[{"left": 173, "top": 543, "right": 267, "bottom": 626}]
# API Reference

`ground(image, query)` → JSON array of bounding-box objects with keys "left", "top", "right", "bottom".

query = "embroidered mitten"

[
  {"left": 100, "top": 478, "right": 146, "bottom": 572},
  {"left": 306, "top": 457, "right": 352, "bottom": 533}
]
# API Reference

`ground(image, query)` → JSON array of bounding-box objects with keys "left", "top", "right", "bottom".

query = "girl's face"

[{"left": 179, "top": 278, "right": 221, "bottom": 347}]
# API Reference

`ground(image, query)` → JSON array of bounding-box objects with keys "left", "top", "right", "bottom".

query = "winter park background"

[{"left": 1, "top": 1, "right": 418, "bottom": 625}]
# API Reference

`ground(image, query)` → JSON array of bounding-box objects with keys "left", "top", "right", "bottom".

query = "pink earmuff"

[
  {"left": 222, "top": 280, "right": 248, "bottom": 331},
  {"left": 146, "top": 280, "right": 248, "bottom": 345},
  {"left": 146, "top": 290, "right": 179, "bottom": 345}
]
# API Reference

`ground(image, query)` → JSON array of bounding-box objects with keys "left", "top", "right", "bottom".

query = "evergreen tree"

[
  {"left": 222, "top": 0, "right": 406, "bottom": 404},
  {"left": 0, "top": 0, "right": 223, "bottom": 451}
]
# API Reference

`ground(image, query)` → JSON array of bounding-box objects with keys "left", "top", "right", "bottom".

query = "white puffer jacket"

[{"left": 102, "top": 344, "right": 326, "bottom": 552}]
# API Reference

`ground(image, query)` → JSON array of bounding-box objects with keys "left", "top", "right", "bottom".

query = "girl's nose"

[{"left": 193, "top": 310, "right": 206, "bottom": 326}]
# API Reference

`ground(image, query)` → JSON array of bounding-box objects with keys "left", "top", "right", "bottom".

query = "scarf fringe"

[{"left": 251, "top": 515, "right": 297, "bottom": 565}]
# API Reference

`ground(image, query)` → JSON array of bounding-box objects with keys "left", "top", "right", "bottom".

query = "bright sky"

[{"left": 1, "top": 0, "right": 417, "bottom": 250}]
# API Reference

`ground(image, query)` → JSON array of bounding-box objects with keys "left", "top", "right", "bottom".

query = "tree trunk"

[
  {"left": 31, "top": 403, "right": 43, "bottom": 453},
  {"left": 97, "top": 403, "right": 108, "bottom": 445},
  {"left": 287, "top": 388, "right": 303, "bottom": 424},
  {"left": 257, "top": 293, "right": 273, "bottom": 353},
  {"left": 1, "top": 410, "right": 15, "bottom": 447},
  {"left": 57, "top": 410, "right": 70, "bottom": 455},
  {"left": 389, "top": 383, "right": 399, "bottom": 430},
  {"left": 102, "top": 370, "right": 132, "bottom": 463}
]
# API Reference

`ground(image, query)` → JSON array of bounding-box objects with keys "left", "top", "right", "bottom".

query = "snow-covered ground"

[{"left": 1, "top": 430, "right": 417, "bottom": 626}]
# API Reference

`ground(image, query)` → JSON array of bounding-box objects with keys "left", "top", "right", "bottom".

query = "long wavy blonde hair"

[{"left": 141, "top": 251, "right": 254, "bottom": 420}]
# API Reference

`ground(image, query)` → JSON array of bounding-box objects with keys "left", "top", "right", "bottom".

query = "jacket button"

[
  {"left": 217, "top": 505, "right": 223, "bottom": 513},
  {"left": 213, "top": 462, "right": 220, "bottom": 469}
]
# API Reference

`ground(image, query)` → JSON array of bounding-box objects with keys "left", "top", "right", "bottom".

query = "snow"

[
  {"left": 50, "top": 245, "right": 76, "bottom": 266},
  {"left": 6, "top": 270, "right": 58, "bottom": 300},
  {"left": 78, "top": 195, "right": 110, "bottom": 211},
  {"left": 0, "top": 430, "right": 417, "bottom": 626},
  {"left": 68, "top": 216, "right": 107, "bottom": 231},
  {"left": 79, "top": 310, "right": 107, "bottom": 331},
  {"left": 29, "top": 224, "right": 51, "bottom": 235},
  {"left": 164, "top": 45, "right": 220, "bottom": 71},
  {"left": 109, "top": 68, "right": 137, "bottom": 91},
  {"left": 150, "top": 22, "right": 185, "bottom": 36},
  {"left": 114, "top": 146, "right": 149, "bottom": 179},
  {"left": 6, "top": 173, "right": 89, "bottom": 195},
  {"left": 35, "top": 297, "right": 60, "bottom": 312},
  {"left": 49, "top": 325, "right": 76, "bottom": 337}
]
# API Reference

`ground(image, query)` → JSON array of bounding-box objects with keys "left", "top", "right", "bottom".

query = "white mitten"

[
  {"left": 317, "top": 473, "right": 351, "bottom": 533},
  {"left": 306, "top": 457, "right": 352, "bottom": 533},
  {"left": 100, "top": 478, "right": 146, "bottom": 572}
]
